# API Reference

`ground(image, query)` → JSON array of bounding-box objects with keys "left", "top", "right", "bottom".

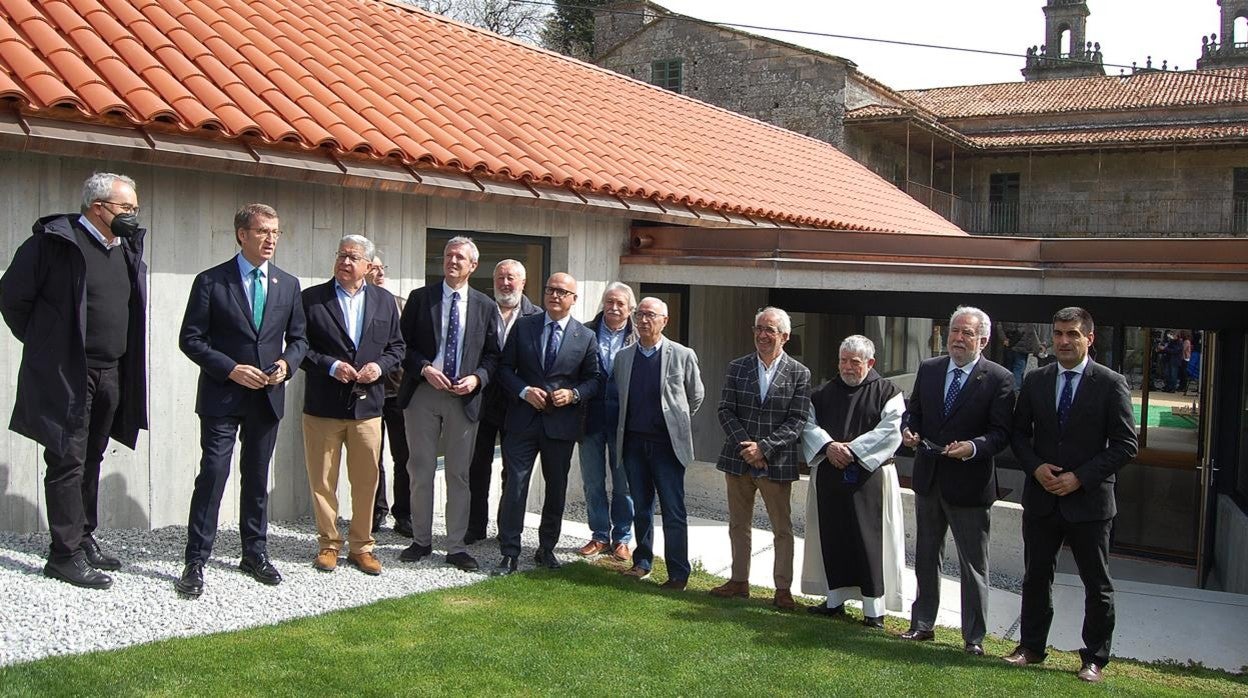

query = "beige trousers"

[
  {"left": 725, "top": 472, "right": 794, "bottom": 590},
  {"left": 302, "top": 414, "right": 382, "bottom": 554}
]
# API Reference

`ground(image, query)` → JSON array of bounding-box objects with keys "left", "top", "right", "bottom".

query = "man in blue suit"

[
  {"left": 175, "top": 203, "right": 308, "bottom": 597},
  {"left": 492, "top": 272, "right": 601, "bottom": 574}
]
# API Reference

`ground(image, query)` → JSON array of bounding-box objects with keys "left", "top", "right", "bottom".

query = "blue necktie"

[
  {"left": 443, "top": 291, "right": 460, "bottom": 380},
  {"left": 544, "top": 321, "right": 562, "bottom": 374},
  {"left": 1057, "top": 370, "right": 1076, "bottom": 429},
  {"left": 250, "top": 267, "right": 265, "bottom": 331},
  {"left": 942, "top": 367, "right": 963, "bottom": 416}
]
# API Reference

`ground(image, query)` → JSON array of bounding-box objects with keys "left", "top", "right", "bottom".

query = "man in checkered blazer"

[{"left": 711, "top": 307, "right": 811, "bottom": 610}]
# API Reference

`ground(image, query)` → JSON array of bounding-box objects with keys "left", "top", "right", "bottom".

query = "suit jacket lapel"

[
  {"left": 323, "top": 282, "right": 350, "bottom": 344},
  {"left": 1066, "top": 360, "right": 1097, "bottom": 424},
  {"left": 1041, "top": 363, "right": 1061, "bottom": 426},
  {"left": 429, "top": 286, "right": 444, "bottom": 349},
  {"left": 945, "top": 359, "right": 986, "bottom": 421},
  {"left": 228, "top": 261, "right": 258, "bottom": 337},
  {"left": 461, "top": 292, "right": 482, "bottom": 368},
  {"left": 761, "top": 354, "right": 786, "bottom": 404}
]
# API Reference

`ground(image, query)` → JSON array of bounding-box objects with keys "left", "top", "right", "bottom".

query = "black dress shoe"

[
  {"left": 807, "top": 604, "right": 846, "bottom": 618},
  {"left": 965, "top": 643, "right": 985, "bottom": 656},
  {"left": 399, "top": 542, "right": 433, "bottom": 563},
  {"left": 44, "top": 555, "right": 113, "bottom": 590},
  {"left": 492, "top": 555, "right": 518, "bottom": 576},
  {"left": 239, "top": 554, "right": 282, "bottom": 585},
  {"left": 534, "top": 548, "right": 561, "bottom": 569},
  {"left": 371, "top": 516, "right": 386, "bottom": 533},
  {"left": 393, "top": 518, "right": 414, "bottom": 538},
  {"left": 80, "top": 538, "right": 121, "bottom": 571},
  {"left": 899, "top": 629, "right": 935, "bottom": 641},
  {"left": 863, "top": 615, "right": 885, "bottom": 629},
  {"left": 175, "top": 561, "right": 205, "bottom": 597},
  {"left": 446, "top": 552, "right": 480, "bottom": 572}
]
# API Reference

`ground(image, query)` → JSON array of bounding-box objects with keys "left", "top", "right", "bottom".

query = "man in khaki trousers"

[{"left": 300, "top": 235, "right": 405, "bottom": 575}]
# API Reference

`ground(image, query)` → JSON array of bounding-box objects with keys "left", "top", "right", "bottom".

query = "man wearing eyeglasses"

[
  {"left": 712, "top": 307, "right": 811, "bottom": 610},
  {"left": 1, "top": 173, "right": 148, "bottom": 590},
  {"left": 396, "top": 237, "right": 500, "bottom": 573},
  {"left": 299, "top": 236, "right": 404, "bottom": 576},
  {"left": 176, "top": 204, "right": 308, "bottom": 597},
  {"left": 492, "top": 273, "right": 601, "bottom": 575},
  {"left": 899, "top": 306, "right": 1014, "bottom": 656}
]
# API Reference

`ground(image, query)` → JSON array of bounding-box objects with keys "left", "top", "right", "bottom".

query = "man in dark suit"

[
  {"left": 1005, "top": 307, "right": 1137, "bottom": 684},
  {"left": 176, "top": 203, "right": 308, "bottom": 597},
  {"left": 397, "top": 237, "right": 500, "bottom": 572},
  {"left": 0, "top": 172, "right": 148, "bottom": 589},
  {"left": 492, "top": 272, "right": 601, "bottom": 575},
  {"left": 365, "top": 254, "right": 413, "bottom": 537},
  {"left": 300, "top": 236, "right": 404, "bottom": 576},
  {"left": 465, "top": 259, "right": 541, "bottom": 545},
  {"left": 711, "top": 307, "right": 811, "bottom": 610},
  {"left": 900, "top": 306, "right": 1014, "bottom": 655}
]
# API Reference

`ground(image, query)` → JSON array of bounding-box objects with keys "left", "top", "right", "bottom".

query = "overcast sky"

[{"left": 654, "top": 0, "right": 1221, "bottom": 89}]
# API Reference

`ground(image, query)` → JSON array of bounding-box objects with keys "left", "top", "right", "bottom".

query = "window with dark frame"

[
  {"left": 639, "top": 283, "right": 688, "bottom": 346},
  {"left": 1233, "top": 168, "right": 1248, "bottom": 233},
  {"left": 988, "top": 172, "right": 1020, "bottom": 234},
  {"left": 650, "top": 58, "right": 683, "bottom": 93}
]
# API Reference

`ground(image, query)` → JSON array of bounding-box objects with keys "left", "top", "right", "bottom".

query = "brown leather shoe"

[
  {"left": 772, "top": 589, "right": 796, "bottom": 610},
  {"left": 899, "top": 629, "right": 935, "bottom": 641},
  {"left": 313, "top": 548, "right": 338, "bottom": 572},
  {"left": 1003, "top": 646, "right": 1046, "bottom": 666},
  {"left": 347, "top": 551, "right": 382, "bottom": 576},
  {"left": 1077, "top": 662, "right": 1103, "bottom": 683},
  {"left": 659, "top": 578, "right": 687, "bottom": 590},
  {"left": 577, "top": 540, "right": 608, "bottom": 557},
  {"left": 709, "top": 580, "right": 750, "bottom": 599},
  {"left": 611, "top": 542, "right": 631, "bottom": 562},
  {"left": 620, "top": 565, "right": 651, "bottom": 579}
]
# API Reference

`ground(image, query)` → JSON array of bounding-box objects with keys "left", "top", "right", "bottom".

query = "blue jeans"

[
  {"left": 624, "top": 436, "right": 689, "bottom": 581},
  {"left": 579, "top": 428, "right": 633, "bottom": 544},
  {"left": 1004, "top": 351, "right": 1028, "bottom": 388}
]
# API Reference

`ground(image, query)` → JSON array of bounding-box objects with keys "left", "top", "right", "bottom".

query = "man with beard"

[{"left": 799, "top": 335, "right": 905, "bottom": 628}]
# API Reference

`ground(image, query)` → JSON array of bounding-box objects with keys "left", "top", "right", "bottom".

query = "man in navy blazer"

[
  {"left": 396, "top": 237, "right": 501, "bottom": 573},
  {"left": 299, "top": 235, "right": 404, "bottom": 576},
  {"left": 176, "top": 203, "right": 307, "bottom": 597},
  {"left": 492, "top": 272, "right": 601, "bottom": 575},
  {"left": 901, "top": 306, "right": 1014, "bottom": 655},
  {"left": 1006, "top": 307, "right": 1137, "bottom": 684}
]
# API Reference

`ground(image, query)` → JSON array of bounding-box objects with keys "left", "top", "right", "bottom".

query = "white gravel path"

[{"left": 0, "top": 516, "right": 581, "bottom": 667}]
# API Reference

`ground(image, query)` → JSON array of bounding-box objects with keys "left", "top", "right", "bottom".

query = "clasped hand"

[{"left": 1034, "top": 463, "right": 1082, "bottom": 496}]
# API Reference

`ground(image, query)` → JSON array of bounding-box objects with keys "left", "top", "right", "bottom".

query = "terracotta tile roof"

[
  {"left": 970, "top": 122, "right": 1248, "bottom": 148},
  {"left": 846, "top": 105, "right": 908, "bottom": 119},
  {"left": 902, "top": 67, "right": 1248, "bottom": 119},
  {"left": 0, "top": 0, "right": 962, "bottom": 235}
]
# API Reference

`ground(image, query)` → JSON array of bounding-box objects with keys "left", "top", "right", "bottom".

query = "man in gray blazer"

[
  {"left": 614, "top": 297, "right": 704, "bottom": 590},
  {"left": 712, "top": 307, "right": 811, "bottom": 610}
]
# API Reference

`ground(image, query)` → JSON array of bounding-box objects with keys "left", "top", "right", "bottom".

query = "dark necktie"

[
  {"left": 942, "top": 367, "right": 963, "bottom": 416},
  {"left": 544, "top": 320, "right": 562, "bottom": 374},
  {"left": 443, "top": 291, "right": 460, "bottom": 380},
  {"left": 250, "top": 267, "right": 265, "bottom": 331},
  {"left": 1057, "top": 370, "right": 1077, "bottom": 429}
]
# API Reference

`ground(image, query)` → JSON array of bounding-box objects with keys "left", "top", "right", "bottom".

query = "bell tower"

[
  {"left": 1198, "top": 0, "right": 1248, "bottom": 69},
  {"left": 1021, "top": 0, "right": 1106, "bottom": 81}
]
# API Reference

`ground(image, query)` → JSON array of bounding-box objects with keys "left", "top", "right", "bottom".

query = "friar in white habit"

[{"left": 799, "top": 335, "right": 906, "bottom": 627}]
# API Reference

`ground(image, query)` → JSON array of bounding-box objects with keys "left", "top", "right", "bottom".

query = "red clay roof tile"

[{"left": 0, "top": 0, "right": 963, "bottom": 235}]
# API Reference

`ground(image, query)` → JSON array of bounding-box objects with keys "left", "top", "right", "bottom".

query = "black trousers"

[
  {"left": 184, "top": 395, "right": 280, "bottom": 564},
  {"left": 1020, "top": 510, "right": 1116, "bottom": 667},
  {"left": 466, "top": 418, "right": 509, "bottom": 539},
  {"left": 372, "top": 396, "right": 411, "bottom": 523},
  {"left": 497, "top": 428, "right": 574, "bottom": 558},
  {"left": 43, "top": 365, "right": 119, "bottom": 561}
]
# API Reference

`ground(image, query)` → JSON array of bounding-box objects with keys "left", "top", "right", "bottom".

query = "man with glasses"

[
  {"left": 1, "top": 173, "right": 148, "bottom": 589},
  {"left": 712, "top": 307, "right": 810, "bottom": 610},
  {"left": 576, "top": 282, "right": 638, "bottom": 562},
  {"left": 615, "top": 298, "right": 703, "bottom": 589},
  {"left": 396, "top": 237, "right": 500, "bottom": 572},
  {"left": 365, "top": 255, "right": 414, "bottom": 537},
  {"left": 900, "top": 306, "right": 1014, "bottom": 656},
  {"left": 493, "top": 273, "right": 601, "bottom": 575},
  {"left": 176, "top": 204, "right": 307, "bottom": 597},
  {"left": 299, "top": 236, "right": 404, "bottom": 576}
]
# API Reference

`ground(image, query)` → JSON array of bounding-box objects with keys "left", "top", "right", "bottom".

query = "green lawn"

[{"left": 3, "top": 561, "right": 1244, "bottom": 697}]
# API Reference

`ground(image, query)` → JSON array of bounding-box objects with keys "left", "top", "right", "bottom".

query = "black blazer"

[
  {"left": 1011, "top": 360, "right": 1138, "bottom": 522},
  {"left": 179, "top": 256, "right": 308, "bottom": 419},
  {"left": 480, "top": 295, "right": 543, "bottom": 427},
  {"left": 904, "top": 355, "right": 1014, "bottom": 507},
  {"left": 299, "top": 280, "right": 405, "bottom": 420},
  {"left": 497, "top": 312, "right": 601, "bottom": 442},
  {"left": 395, "top": 280, "right": 501, "bottom": 421}
]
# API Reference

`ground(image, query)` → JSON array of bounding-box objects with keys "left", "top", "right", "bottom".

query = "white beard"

[{"left": 495, "top": 290, "right": 521, "bottom": 308}]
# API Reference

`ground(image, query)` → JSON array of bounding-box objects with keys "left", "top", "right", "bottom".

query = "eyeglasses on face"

[
  {"left": 97, "top": 200, "right": 140, "bottom": 215},
  {"left": 336, "top": 253, "right": 368, "bottom": 263},
  {"left": 633, "top": 311, "right": 666, "bottom": 321},
  {"left": 752, "top": 325, "right": 781, "bottom": 336},
  {"left": 544, "top": 286, "right": 575, "bottom": 299},
  {"left": 246, "top": 228, "right": 283, "bottom": 240}
]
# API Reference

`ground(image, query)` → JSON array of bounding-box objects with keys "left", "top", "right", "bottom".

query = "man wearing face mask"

[{"left": 0, "top": 172, "right": 149, "bottom": 590}]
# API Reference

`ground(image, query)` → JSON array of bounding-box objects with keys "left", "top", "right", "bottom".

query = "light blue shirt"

[
  {"left": 78, "top": 215, "right": 121, "bottom": 249},
  {"left": 434, "top": 281, "right": 469, "bottom": 374},
  {"left": 638, "top": 337, "right": 663, "bottom": 358},
  {"left": 1055, "top": 355, "right": 1090, "bottom": 409},
  {"left": 236, "top": 254, "right": 270, "bottom": 314},
  {"left": 328, "top": 281, "right": 367, "bottom": 377},
  {"left": 596, "top": 320, "right": 629, "bottom": 375},
  {"left": 943, "top": 355, "right": 981, "bottom": 459},
  {"left": 757, "top": 352, "right": 784, "bottom": 401}
]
